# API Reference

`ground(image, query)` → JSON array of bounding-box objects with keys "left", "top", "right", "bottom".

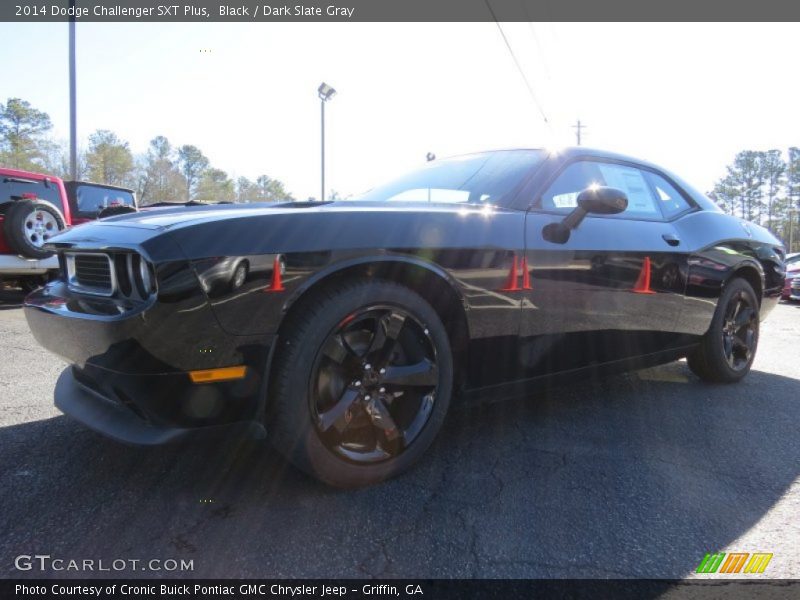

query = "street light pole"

[
  {"left": 317, "top": 82, "right": 336, "bottom": 201},
  {"left": 69, "top": 0, "right": 77, "bottom": 180},
  {"left": 320, "top": 97, "right": 325, "bottom": 201}
]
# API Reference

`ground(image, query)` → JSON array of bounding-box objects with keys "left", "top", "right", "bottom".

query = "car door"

[{"left": 518, "top": 158, "right": 691, "bottom": 379}]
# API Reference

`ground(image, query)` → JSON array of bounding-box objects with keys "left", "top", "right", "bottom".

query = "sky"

[{"left": 0, "top": 22, "right": 798, "bottom": 200}]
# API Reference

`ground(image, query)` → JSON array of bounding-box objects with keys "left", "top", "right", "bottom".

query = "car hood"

[
  {"left": 44, "top": 200, "right": 506, "bottom": 260},
  {"left": 67, "top": 200, "right": 496, "bottom": 231}
]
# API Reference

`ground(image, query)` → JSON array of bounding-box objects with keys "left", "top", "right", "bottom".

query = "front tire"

[
  {"left": 268, "top": 279, "right": 453, "bottom": 488},
  {"left": 687, "top": 277, "right": 759, "bottom": 383},
  {"left": 231, "top": 261, "right": 248, "bottom": 290}
]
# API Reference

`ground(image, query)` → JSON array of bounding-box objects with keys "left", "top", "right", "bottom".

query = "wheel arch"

[
  {"left": 277, "top": 256, "right": 471, "bottom": 392},
  {"left": 727, "top": 260, "right": 764, "bottom": 306}
]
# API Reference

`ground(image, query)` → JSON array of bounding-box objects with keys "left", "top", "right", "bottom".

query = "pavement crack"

[{"left": 169, "top": 534, "right": 197, "bottom": 553}]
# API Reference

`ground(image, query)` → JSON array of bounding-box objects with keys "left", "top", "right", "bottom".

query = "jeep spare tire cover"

[{"left": 3, "top": 199, "right": 66, "bottom": 259}]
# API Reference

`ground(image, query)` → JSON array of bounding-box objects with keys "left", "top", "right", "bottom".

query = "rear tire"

[
  {"left": 687, "top": 277, "right": 759, "bottom": 383},
  {"left": 268, "top": 279, "right": 453, "bottom": 488}
]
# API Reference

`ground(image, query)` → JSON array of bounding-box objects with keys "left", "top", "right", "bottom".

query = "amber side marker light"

[{"left": 189, "top": 366, "right": 247, "bottom": 384}]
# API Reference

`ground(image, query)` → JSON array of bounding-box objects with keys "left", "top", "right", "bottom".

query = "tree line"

[
  {"left": 711, "top": 148, "right": 800, "bottom": 252},
  {"left": 4, "top": 97, "right": 799, "bottom": 251},
  {"left": 0, "top": 97, "right": 293, "bottom": 204}
]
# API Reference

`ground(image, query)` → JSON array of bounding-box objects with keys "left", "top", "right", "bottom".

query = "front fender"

[{"left": 282, "top": 252, "right": 463, "bottom": 314}]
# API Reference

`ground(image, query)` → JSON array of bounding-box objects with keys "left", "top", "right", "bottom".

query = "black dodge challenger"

[{"left": 25, "top": 148, "right": 785, "bottom": 487}]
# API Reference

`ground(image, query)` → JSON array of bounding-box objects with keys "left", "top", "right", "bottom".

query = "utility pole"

[
  {"left": 68, "top": 0, "right": 77, "bottom": 180},
  {"left": 572, "top": 119, "right": 586, "bottom": 146}
]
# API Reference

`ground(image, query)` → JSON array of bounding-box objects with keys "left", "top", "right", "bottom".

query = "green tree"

[
  {"left": 711, "top": 178, "right": 739, "bottom": 215},
  {"left": 84, "top": 129, "right": 134, "bottom": 186},
  {"left": 786, "top": 147, "right": 800, "bottom": 252},
  {"left": 713, "top": 151, "right": 764, "bottom": 221},
  {"left": 38, "top": 138, "right": 71, "bottom": 179},
  {"left": 0, "top": 98, "right": 53, "bottom": 170},
  {"left": 760, "top": 149, "right": 785, "bottom": 231},
  {"left": 139, "top": 136, "right": 186, "bottom": 204},
  {"left": 235, "top": 176, "right": 255, "bottom": 202},
  {"left": 177, "top": 145, "right": 209, "bottom": 200},
  {"left": 253, "top": 174, "right": 292, "bottom": 201},
  {"left": 194, "top": 168, "right": 235, "bottom": 202}
]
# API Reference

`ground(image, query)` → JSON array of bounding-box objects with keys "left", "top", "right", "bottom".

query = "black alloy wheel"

[
  {"left": 720, "top": 289, "right": 758, "bottom": 371},
  {"left": 310, "top": 305, "right": 439, "bottom": 464},
  {"left": 687, "top": 277, "right": 759, "bottom": 383},
  {"left": 268, "top": 279, "right": 453, "bottom": 487}
]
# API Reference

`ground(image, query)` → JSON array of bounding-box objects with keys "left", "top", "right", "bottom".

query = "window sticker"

[
  {"left": 552, "top": 191, "right": 579, "bottom": 208},
  {"left": 655, "top": 186, "right": 672, "bottom": 201},
  {"left": 597, "top": 165, "right": 658, "bottom": 216}
]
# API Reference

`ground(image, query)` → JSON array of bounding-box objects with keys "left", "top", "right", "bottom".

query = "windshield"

[
  {"left": 355, "top": 150, "right": 545, "bottom": 205},
  {"left": 73, "top": 184, "right": 135, "bottom": 217}
]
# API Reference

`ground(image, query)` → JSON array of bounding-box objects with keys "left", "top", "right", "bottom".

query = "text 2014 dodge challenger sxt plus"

[{"left": 24, "top": 148, "right": 786, "bottom": 487}]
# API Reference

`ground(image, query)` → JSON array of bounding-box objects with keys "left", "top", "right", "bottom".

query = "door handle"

[{"left": 662, "top": 233, "right": 681, "bottom": 247}]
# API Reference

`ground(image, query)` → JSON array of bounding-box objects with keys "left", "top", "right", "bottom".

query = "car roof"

[
  {"left": 406, "top": 147, "right": 721, "bottom": 213},
  {"left": 66, "top": 180, "right": 134, "bottom": 193},
  {"left": 0, "top": 167, "right": 64, "bottom": 184},
  {"left": 555, "top": 146, "right": 663, "bottom": 167},
  {"left": 444, "top": 146, "right": 682, "bottom": 177}
]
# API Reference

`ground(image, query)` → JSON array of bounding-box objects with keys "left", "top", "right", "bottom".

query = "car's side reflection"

[{"left": 195, "top": 254, "right": 286, "bottom": 296}]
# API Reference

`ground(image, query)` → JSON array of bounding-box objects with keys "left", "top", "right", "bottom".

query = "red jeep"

[
  {"left": 0, "top": 168, "right": 71, "bottom": 291},
  {"left": 0, "top": 170, "right": 138, "bottom": 292}
]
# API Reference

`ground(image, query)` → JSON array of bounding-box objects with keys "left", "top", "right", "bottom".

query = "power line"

[
  {"left": 515, "top": 0, "right": 553, "bottom": 84},
  {"left": 483, "top": 0, "right": 549, "bottom": 126}
]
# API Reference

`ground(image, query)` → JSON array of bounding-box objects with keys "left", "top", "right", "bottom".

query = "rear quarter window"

[{"left": 642, "top": 171, "right": 692, "bottom": 219}]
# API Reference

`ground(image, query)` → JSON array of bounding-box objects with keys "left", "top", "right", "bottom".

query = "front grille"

[
  {"left": 65, "top": 251, "right": 155, "bottom": 300},
  {"left": 69, "top": 253, "right": 114, "bottom": 295}
]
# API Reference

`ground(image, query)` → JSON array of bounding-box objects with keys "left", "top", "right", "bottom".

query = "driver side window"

[
  {"left": 540, "top": 161, "right": 604, "bottom": 211},
  {"left": 540, "top": 161, "right": 662, "bottom": 220}
]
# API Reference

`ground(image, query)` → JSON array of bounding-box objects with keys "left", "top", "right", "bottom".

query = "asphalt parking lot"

[{"left": 1, "top": 289, "right": 799, "bottom": 579}]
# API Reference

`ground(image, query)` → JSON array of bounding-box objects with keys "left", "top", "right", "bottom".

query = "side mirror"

[
  {"left": 577, "top": 186, "right": 628, "bottom": 215},
  {"left": 542, "top": 186, "right": 628, "bottom": 245}
]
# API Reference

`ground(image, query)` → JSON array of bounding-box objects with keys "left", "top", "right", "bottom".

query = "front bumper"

[
  {"left": 25, "top": 277, "right": 276, "bottom": 441},
  {"left": 791, "top": 278, "right": 800, "bottom": 300},
  {"left": 0, "top": 253, "right": 58, "bottom": 275},
  {"left": 55, "top": 366, "right": 264, "bottom": 444}
]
